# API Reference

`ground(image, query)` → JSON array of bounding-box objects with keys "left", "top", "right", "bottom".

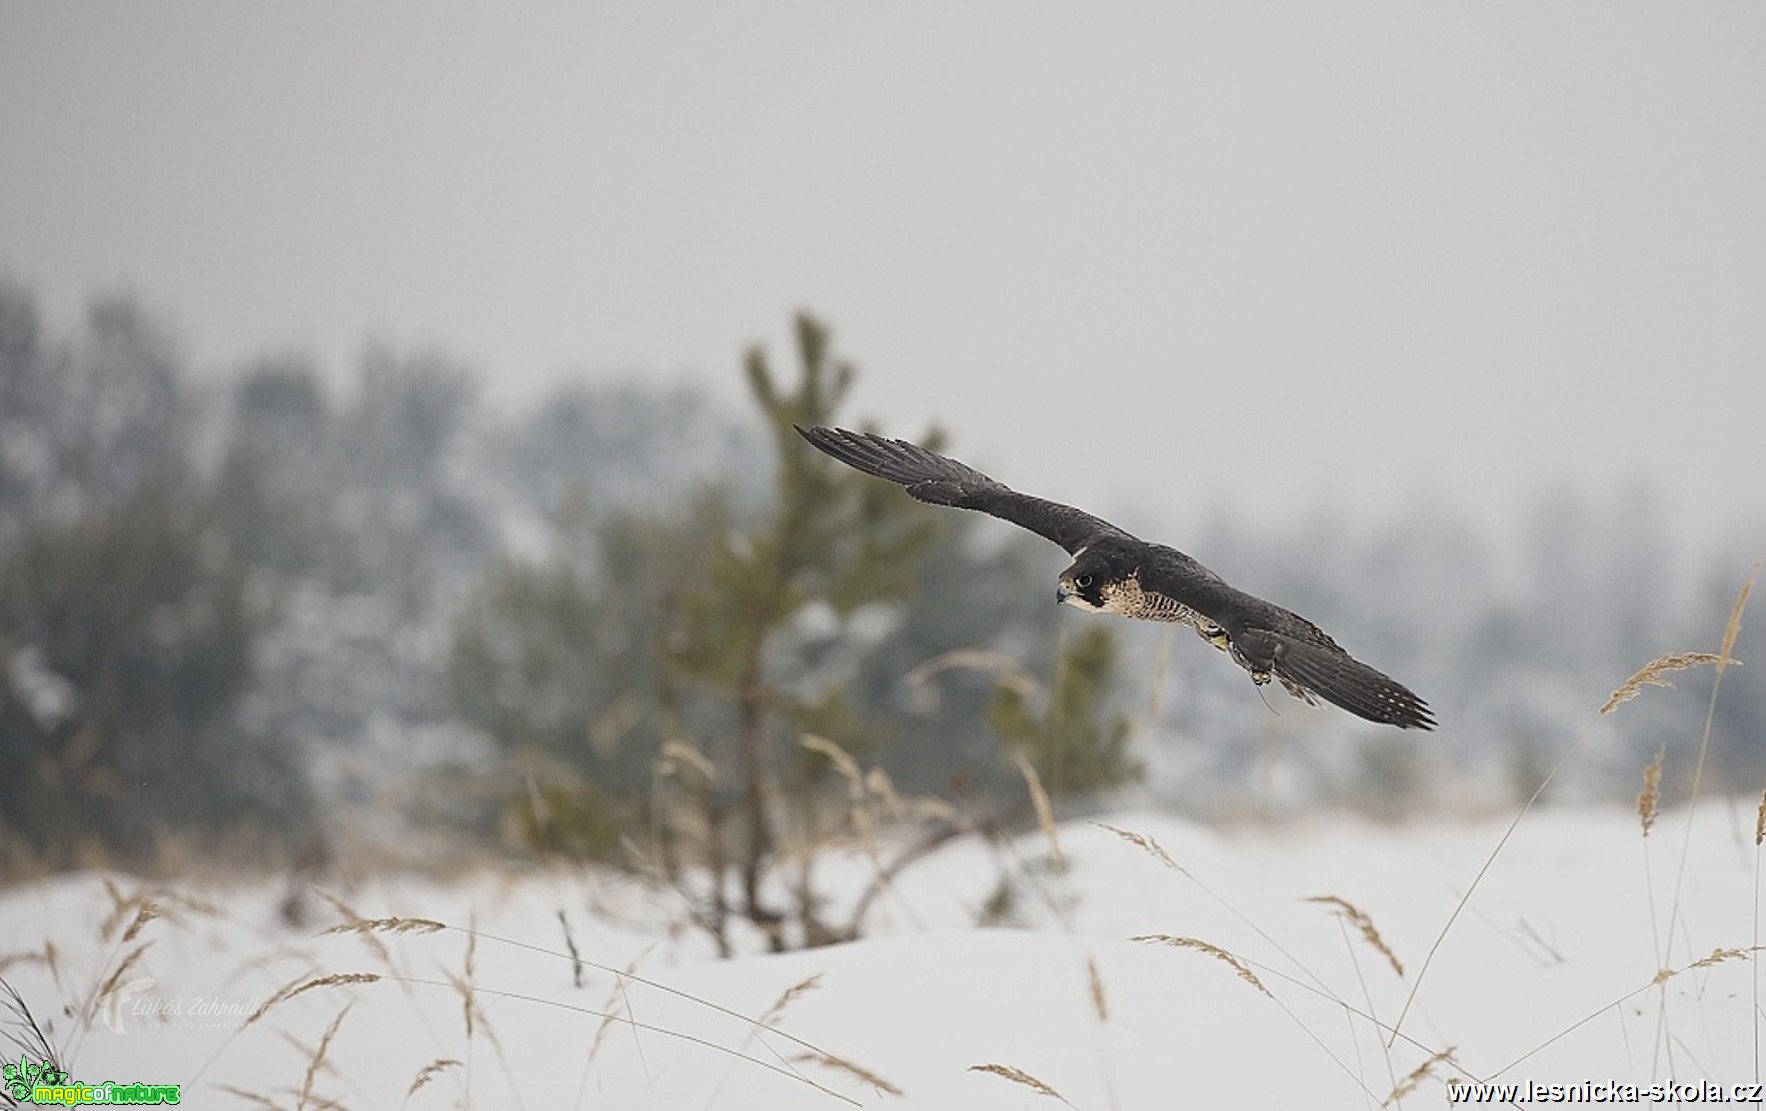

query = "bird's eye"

[{"left": 1075, "top": 574, "right": 1094, "bottom": 589}]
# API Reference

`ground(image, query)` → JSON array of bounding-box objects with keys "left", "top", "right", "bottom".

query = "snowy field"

[{"left": 3, "top": 798, "right": 1763, "bottom": 1109}]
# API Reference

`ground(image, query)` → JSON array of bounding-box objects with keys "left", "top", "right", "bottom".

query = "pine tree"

[
  {"left": 987, "top": 625, "right": 1139, "bottom": 797},
  {"left": 665, "top": 312, "right": 943, "bottom": 948}
]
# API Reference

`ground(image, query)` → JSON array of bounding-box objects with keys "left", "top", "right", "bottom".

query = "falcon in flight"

[{"left": 797, "top": 426, "right": 1434, "bottom": 730}]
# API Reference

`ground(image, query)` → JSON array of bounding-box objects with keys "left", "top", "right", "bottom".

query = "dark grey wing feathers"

[
  {"left": 796, "top": 426, "right": 1129, "bottom": 554},
  {"left": 1233, "top": 623, "right": 1435, "bottom": 730},
  {"left": 1271, "top": 634, "right": 1435, "bottom": 730}
]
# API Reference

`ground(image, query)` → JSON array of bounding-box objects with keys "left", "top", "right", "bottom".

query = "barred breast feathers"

[{"left": 1102, "top": 572, "right": 1226, "bottom": 637}]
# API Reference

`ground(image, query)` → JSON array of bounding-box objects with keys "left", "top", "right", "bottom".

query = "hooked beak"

[{"left": 1055, "top": 580, "right": 1076, "bottom": 606}]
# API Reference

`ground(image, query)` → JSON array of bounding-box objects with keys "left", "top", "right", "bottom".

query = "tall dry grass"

[{"left": 2, "top": 560, "right": 1759, "bottom": 1108}]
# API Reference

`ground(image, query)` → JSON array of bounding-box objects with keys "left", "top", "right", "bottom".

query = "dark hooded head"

[{"left": 1055, "top": 540, "right": 1133, "bottom": 612}]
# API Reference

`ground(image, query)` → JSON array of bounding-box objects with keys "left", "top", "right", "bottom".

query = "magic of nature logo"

[{"left": 3, "top": 1054, "right": 181, "bottom": 1105}]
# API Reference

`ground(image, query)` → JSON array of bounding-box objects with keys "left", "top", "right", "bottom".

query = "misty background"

[{"left": 2, "top": 5, "right": 1763, "bottom": 879}]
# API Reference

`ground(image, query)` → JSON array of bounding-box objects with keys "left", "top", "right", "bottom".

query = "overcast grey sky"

[{"left": 3, "top": 3, "right": 1762, "bottom": 557}]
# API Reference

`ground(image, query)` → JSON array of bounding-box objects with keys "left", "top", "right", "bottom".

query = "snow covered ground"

[{"left": 4, "top": 798, "right": 1763, "bottom": 1109}]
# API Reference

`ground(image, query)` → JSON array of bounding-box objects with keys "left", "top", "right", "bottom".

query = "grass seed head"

[
  {"left": 1132, "top": 934, "right": 1270, "bottom": 996},
  {"left": 319, "top": 916, "right": 445, "bottom": 937},
  {"left": 759, "top": 974, "right": 823, "bottom": 1027},
  {"left": 1086, "top": 956, "right": 1108, "bottom": 1021},
  {"left": 1012, "top": 750, "right": 1064, "bottom": 872},
  {"left": 121, "top": 903, "right": 159, "bottom": 943},
  {"left": 968, "top": 1063, "right": 1072, "bottom": 1105},
  {"left": 1636, "top": 747, "right": 1664, "bottom": 836},
  {"left": 1386, "top": 1047, "right": 1456, "bottom": 1107},
  {"left": 801, "top": 1051, "right": 905, "bottom": 1097},
  {"left": 1690, "top": 945, "right": 1762, "bottom": 969},
  {"left": 91, "top": 944, "right": 149, "bottom": 1022},
  {"left": 215, "top": 1085, "right": 281, "bottom": 1108},
  {"left": 1092, "top": 822, "right": 1185, "bottom": 874},
  {"left": 298, "top": 1003, "right": 351, "bottom": 1108},
  {"left": 1601, "top": 653, "right": 1725, "bottom": 715},
  {"left": 655, "top": 736, "right": 720, "bottom": 786},
  {"left": 246, "top": 973, "right": 380, "bottom": 1027},
  {"left": 1718, "top": 560, "right": 1759, "bottom": 674},
  {"left": 1305, "top": 895, "right": 1404, "bottom": 978},
  {"left": 404, "top": 1058, "right": 462, "bottom": 1100}
]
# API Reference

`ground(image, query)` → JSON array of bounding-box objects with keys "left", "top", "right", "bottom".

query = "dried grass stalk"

[
  {"left": 457, "top": 916, "right": 479, "bottom": 1040},
  {"left": 801, "top": 1051, "right": 905, "bottom": 1097},
  {"left": 0, "top": 944, "right": 51, "bottom": 977},
  {"left": 907, "top": 647, "right": 1044, "bottom": 700},
  {"left": 1754, "top": 782, "right": 1766, "bottom": 848},
  {"left": 160, "top": 890, "right": 223, "bottom": 918},
  {"left": 44, "top": 941, "right": 63, "bottom": 991},
  {"left": 1654, "top": 946, "right": 1763, "bottom": 984},
  {"left": 1092, "top": 822, "right": 1184, "bottom": 874},
  {"left": 99, "top": 880, "right": 147, "bottom": 940},
  {"left": 1132, "top": 934, "right": 1270, "bottom": 996},
  {"left": 759, "top": 974, "right": 822, "bottom": 1028},
  {"left": 298, "top": 1003, "right": 351, "bottom": 1108},
  {"left": 655, "top": 737, "right": 719, "bottom": 785},
  {"left": 1718, "top": 560, "right": 1759, "bottom": 674},
  {"left": 1636, "top": 746, "right": 1664, "bottom": 836},
  {"left": 315, "top": 890, "right": 390, "bottom": 966},
  {"left": 246, "top": 973, "right": 380, "bottom": 1026},
  {"left": 92, "top": 944, "right": 149, "bottom": 1020},
  {"left": 121, "top": 902, "right": 159, "bottom": 943},
  {"left": 585, "top": 991, "right": 625, "bottom": 1064},
  {"left": 968, "top": 1063, "right": 1072, "bottom": 1105},
  {"left": 1305, "top": 896, "right": 1404, "bottom": 978},
  {"left": 1601, "top": 653, "right": 1725, "bottom": 715},
  {"left": 404, "top": 1058, "right": 461, "bottom": 1099},
  {"left": 908, "top": 795, "right": 957, "bottom": 822},
  {"left": 1086, "top": 956, "right": 1108, "bottom": 1022},
  {"left": 557, "top": 910, "right": 585, "bottom": 989},
  {"left": 1385, "top": 1046, "right": 1456, "bottom": 1106},
  {"left": 864, "top": 766, "right": 906, "bottom": 820},
  {"left": 320, "top": 916, "right": 445, "bottom": 937},
  {"left": 801, "top": 733, "right": 863, "bottom": 782},
  {"left": 587, "top": 941, "right": 657, "bottom": 1065},
  {"left": 1012, "top": 750, "right": 1064, "bottom": 872},
  {"left": 802, "top": 734, "right": 879, "bottom": 861},
  {"left": 1690, "top": 945, "right": 1762, "bottom": 969}
]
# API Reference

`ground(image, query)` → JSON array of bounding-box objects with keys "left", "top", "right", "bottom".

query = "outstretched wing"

[
  {"left": 796, "top": 426, "right": 1131, "bottom": 555},
  {"left": 1134, "top": 549, "right": 1436, "bottom": 730},
  {"left": 1232, "top": 622, "right": 1436, "bottom": 730}
]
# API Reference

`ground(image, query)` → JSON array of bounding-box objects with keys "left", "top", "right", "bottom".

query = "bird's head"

[{"left": 1056, "top": 545, "right": 1121, "bottom": 612}]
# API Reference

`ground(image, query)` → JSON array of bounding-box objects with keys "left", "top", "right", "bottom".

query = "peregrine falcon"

[{"left": 797, "top": 425, "right": 1435, "bottom": 730}]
